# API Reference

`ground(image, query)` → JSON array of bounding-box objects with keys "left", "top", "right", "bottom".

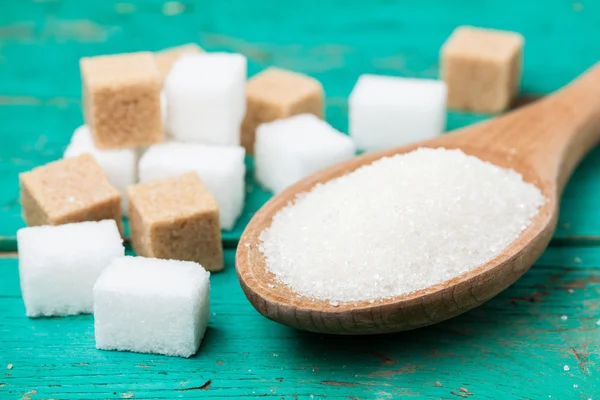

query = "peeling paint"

[
  {"left": 321, "top": 380, "right": 359, "bottom": 387},
  {"left": 369, "top": 367, "right": 417, "bottom": 377},
  {"left": 42, "top": 18, "right": 111, "bottom": 42}
]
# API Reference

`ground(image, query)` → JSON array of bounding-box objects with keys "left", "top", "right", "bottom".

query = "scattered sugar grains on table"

[
  {"left": 13, "top": 22, "right": 532, "bottom": 358},
  {"left": 260, "top": 148, "right": 545, "bottom": 304}
]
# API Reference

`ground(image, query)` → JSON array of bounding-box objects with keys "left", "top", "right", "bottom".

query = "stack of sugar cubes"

[
  {"left": 14, "top": 24, "right": 524, "bottom": 359},
  {"left": 18, "top": 221, "right": 210, "bottom": 357},
  {"left": 67, "top": 43, "right": 247, "bottom": 234},
  {"left": 21, "top": 44, "right": 241, "bottom": 272},
  {"left": 16, "top": 43, "right": 257, "bottom": 358},
  {"left": 22, "top": 43, "right": 273, "bottom": 269}
]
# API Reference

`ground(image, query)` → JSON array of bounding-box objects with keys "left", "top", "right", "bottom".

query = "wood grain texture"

[
  {"left": 1, "top": 249, "right": 600, "bottom": 398},
  {"left": 0, "top": 0, "right": 600, "bottom": 396},
  {"left": 237, "top": 64, "right": 600, "bottom": 334},
  {"left": 0, "top": 0, "right": 599, "bottom": 249}
]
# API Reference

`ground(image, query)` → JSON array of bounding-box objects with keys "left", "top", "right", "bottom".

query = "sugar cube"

[
  {"left": 128, "top": 173, "right": 223, "bottom": 271},
  {"left": 20, "top": 154, "right": 122, "bottom": 231},
  {"left": 441, "top": 26, "right": 523, "bottom": 113},
  {"left": 255, "top": 114, "right": 355, "bottom": 193},
  {"left": 241, "top": 67, "right": 324, "bottom": 154},
  {"left": 165, "top": 53, "right": 247, "bottom": 146},
  {"left": 80, "top": 52, "right": 164, "bottom": 149},
  {"left": 160, "top": 92, "right": 167, "bottom": 123},
  {"left": 64, "top": 125, "right": 136, "bottom": 215},
  {"left": 94, "top": 256, "right": 210, "bottom": 358},
  {"left": 349, "top": 74, "right": 447, "bottom": 152},
  {"left": 138, "top": 142, "right": 245, "bottom": 230},
  {"left": 154, "top": 43, "right": 203, "bottom": 83},
  {"left": 18, "top": 220, "right": 124, "bottom": 317}
]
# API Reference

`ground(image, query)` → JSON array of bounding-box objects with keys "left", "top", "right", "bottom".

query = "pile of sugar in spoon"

[{"left": 259, "top": 148, "right": 545, "bottom": 304}]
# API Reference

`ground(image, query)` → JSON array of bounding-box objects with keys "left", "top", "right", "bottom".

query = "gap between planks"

[
  {"left": 0, "top": 252, "right": 17, "bottom": 258},
  {"left": 0, "top": 236, "right": 599, "bottom": 258}
]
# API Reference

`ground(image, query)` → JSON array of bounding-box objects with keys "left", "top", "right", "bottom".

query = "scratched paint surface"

[
  {"left": 1, "top": 249, "right": 600, "bottom": 399},
  {"left": 0, "top": 0, "right": 599, "bottom": 248},
  {"left": 1, "top": 0, "right": 600, "bottom": 398}
]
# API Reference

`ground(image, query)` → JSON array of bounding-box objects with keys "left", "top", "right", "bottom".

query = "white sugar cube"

[
  {"left": 165, "top": 53, "right": 247, "bottom": 146},
  {"left": 349, "top": 74, "right": 447, "bottom": 151},
  {"left": 17, "top": 220, "right": 124, "bottom": 317},
  {"left": 94, "top": 256, "right": 210, "bottom": 358},
  {"left": 255, "top": 114, "right": 356, "bottom": 193},
  {"left": 64, "top": 125, "right": 137, "bottom": 215},
  {"left": 138, "top": 142, "right": 246, "bottom": 230},
  {"left": 160, "top": 91, "right": 167, "bottom": 122}
]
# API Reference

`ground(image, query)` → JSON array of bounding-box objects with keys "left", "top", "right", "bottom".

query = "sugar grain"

[{"left": 260, "top": 148, "right": 545, "bottom": 303}]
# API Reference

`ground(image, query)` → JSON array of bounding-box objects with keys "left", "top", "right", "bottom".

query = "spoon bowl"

[{"left": 236, "top": 64, "right": 600, "bottom": 334}]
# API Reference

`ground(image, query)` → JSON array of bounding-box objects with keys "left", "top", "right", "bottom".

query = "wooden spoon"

[{"left": 236, "top": 63, "right": 600, "bottom": 334}]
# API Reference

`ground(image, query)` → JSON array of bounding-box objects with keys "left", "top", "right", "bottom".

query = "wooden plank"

[
  {"left": 0, "top": 102, "right": 486, "bottom": 250},
  {"left": 0, "top": 107, "right": 597, "bottom": 250},
  {"left": 1, "top": 246, "right": 599, "bottom": 398},
  {"left": 1, "top": 0, "right": 600, "bottom": 394},
  {"left": 0, "top": 0, "right": 599, "bottom": 250},
  {"left": 0, "top": 103, "right": 273, "bottom": 249}
]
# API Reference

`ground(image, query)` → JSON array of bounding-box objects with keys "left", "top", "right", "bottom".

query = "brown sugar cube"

[
  {"left": 127, "top": 172, "right": 223, "bottom": 272},
  {"left": 154, "top": 43, "right": 203, "bottom": 83},
  {"left": 441, "top": 26, "right": 524, "bottom": 113},
  {"left": 80, "top": 52, "right": 164, "bottom": 149},
  {"left": 242, "top": 67, "right": 324, "bottom": 154},
  {"left": 20, "top": 154, "right": 122, "bottom": 231}
]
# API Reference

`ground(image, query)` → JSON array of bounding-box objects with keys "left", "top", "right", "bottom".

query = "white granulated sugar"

[{"left": 260, "top": 148, "right": 545, "bottom": 303}]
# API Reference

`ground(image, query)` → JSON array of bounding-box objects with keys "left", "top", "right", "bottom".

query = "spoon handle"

[{"left": 461, "top": 63, "right": 600, "bottom": 193}]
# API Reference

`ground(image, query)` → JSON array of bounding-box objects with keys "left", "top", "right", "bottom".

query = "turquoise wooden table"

[{"left": 1, "top": 0, "right": 600, "bottom": 398}]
